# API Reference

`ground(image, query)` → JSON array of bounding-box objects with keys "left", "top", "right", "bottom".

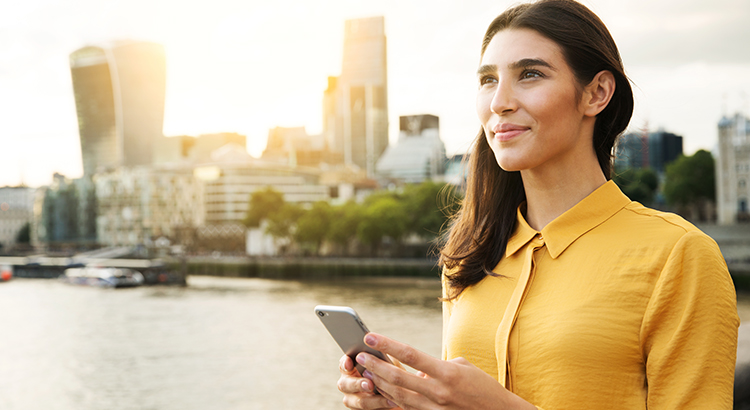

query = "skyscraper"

[
  {"left": 323, "top": 16, "right": 388, "bottom": 176},
  {"left": 70, "top": 41, "right": 166, "bottom": 175},
  {"left": 647, "top": 130, "right": 683, "bottom": 173},
  {"left": 614, "top": 130, "right": 683, "bottom": 173}
]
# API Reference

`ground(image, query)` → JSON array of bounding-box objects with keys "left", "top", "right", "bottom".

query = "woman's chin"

[{"left": 493, "top": 156, "right": 528, "bottom": 173}]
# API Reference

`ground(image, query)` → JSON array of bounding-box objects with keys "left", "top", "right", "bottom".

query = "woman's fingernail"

[
  {"left": 362, "top": 370, "right": 372, "bottom": 380},
  {"left": 365, "top": 334, "right": 376, "bottom": 346},
  {"left": 356, "top": 354, "right": 365, "bottom": 365},
  {"left": 387, "top": 400, "right": 397, "bottom": 407},
  {"left": 361, "top": 380, "right": 372, "bottom": 392}
]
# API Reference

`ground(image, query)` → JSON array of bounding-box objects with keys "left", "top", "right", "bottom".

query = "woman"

[{"left": 338, "top": 1, "right": 739, "bottom": 409}]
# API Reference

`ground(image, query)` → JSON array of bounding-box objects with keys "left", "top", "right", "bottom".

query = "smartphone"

[{"left": 314, "top": 305, "right": 392, "bottom": 375}]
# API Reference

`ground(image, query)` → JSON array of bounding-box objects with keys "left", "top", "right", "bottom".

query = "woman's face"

[{"left": 476, "top": 28, "right": 591, "bottom": 173}]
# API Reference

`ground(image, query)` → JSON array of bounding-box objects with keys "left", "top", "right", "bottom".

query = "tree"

[
  {"left": 402, "top": 181, "right": 462, "bottom": 239},
  {"left": 663, "top": 150, "right": 715, "bottom": 220},
  {"left": 613, "top": 167, "right": 659, "bottom": 205},
  {"left": 294, "top": 201, "right": 333, "bottom": 254},
  {"left": 265, "top": 203, "right": 303, "bottom": 243},
  {"left": 357, "top": 196, "right": 409, "bottom": 250},
  {"left": 327, "top": 201, "right": 363, "bottom": 255},
  {"left": 244, "top": 187, "right": 285, "bottom": 228}
]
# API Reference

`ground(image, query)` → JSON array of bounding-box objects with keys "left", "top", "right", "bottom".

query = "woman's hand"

[
  {"left": 338, "top": 354, "right": 400, "bottom": 409},
  {"left": 355, "top": 333, "right": 537, "bottom": 410}
]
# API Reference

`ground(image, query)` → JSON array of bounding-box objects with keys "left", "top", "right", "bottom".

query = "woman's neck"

[{"left": 521, "top": 157, "right": 607, "bottom": 232}]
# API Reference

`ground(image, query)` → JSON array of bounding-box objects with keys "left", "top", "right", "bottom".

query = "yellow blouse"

[{"left": 442, "top": 180, "right": 739, "bottom": 409}]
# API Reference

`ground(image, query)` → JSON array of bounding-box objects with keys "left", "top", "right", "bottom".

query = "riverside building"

[
  {"left": 195, "top": 144, "right": 329, "bottom": 226},
  {"left": 376, "top": 114, "right": 447, "bottom": 183},
  {"left": 717, "top": 113, "right": 750, "bottom": 224},
  {"left": 32, "top": 174, "right": 96, "bottom": 248},
  {"left": 0, "top": 186, "right": 36, "bottom": 249},
  {"left": 94, "top": 167, "right": 203, "bottom": 246}
]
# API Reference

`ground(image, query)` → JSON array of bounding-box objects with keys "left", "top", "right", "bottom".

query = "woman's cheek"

[{"left": 476, "top": 93, "right": 492, "bottom": 123}]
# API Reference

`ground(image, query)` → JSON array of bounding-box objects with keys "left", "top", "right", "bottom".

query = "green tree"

[
  {"left": 294, "top": 201, "right": 333, "bottom": 254},
  {"left": 357, "top": 196, "right": 409, "bottom": 249},
  {"left": 244, "top": 187, "right": 285, "bottom": 228},
  {"left": 327, "top": 201, "right": 363, "bottom": 255},
  {"left": 663, "top": 150, "right": 715, "bottom": 220},
  {"left": 402, "top": 181, "right": 462, "bottom": 239},
  {"left": 613, "top": 167, "right": 659, "bottom": 205},
  {"left": 265, "top": 203, "right": 303, "bottom": 242}
]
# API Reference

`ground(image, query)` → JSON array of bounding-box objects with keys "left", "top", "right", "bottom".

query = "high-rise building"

[
  {"left": 614, "top": 129, "right": 682, "bottom": 173},
  {"left": 154, "top": 132, "right": 247, "bottom": 166},
  {"left": 32, "top": 174, "right": 96, "bottom": 247},
  {"left": 648, "top": 130, "right": 683, "bottom": 173},
  {"left": 69, "top": 41, "right": 166, "bottom": 175},
  {"left": 262, "top": 127, "right": 326, "bottom": 167},
  {"left": 323, "top": 16, "right": 388, "bottom": 176},
  {"left": 716, "top": 113, "right": 750, "bottom": 224},
  {"left": 376, "top": 114, "right": 446, "bottom": 183}
]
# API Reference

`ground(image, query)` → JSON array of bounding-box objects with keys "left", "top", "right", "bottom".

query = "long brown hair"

[{"left": 439, "top": 0, "right": 634, "bottom": 299}]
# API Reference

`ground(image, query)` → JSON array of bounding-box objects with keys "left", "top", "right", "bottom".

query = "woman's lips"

[{"left": 493, "top": 124, "right": 529, "bottom": 142}]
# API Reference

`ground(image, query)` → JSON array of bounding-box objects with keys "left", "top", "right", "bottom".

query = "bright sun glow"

[{"left": 2, "top": 0, "right": 750, "bottom": 187}]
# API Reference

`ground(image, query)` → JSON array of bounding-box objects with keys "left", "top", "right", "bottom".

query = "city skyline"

[{"left": 2, "top": 0, "right": 750, "bottom": 187}]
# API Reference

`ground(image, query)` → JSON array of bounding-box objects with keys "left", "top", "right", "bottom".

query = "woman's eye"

[
  {"left": 521, "top": 69, "right": 543, "bottom": 79},
  {"left": 479, "top": 76, "right": 497, "bottom": 87}
]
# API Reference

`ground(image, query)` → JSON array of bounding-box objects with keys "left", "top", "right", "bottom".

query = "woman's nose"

[{"left": 490, "top": 80, "right": 516, "bottom": 115}]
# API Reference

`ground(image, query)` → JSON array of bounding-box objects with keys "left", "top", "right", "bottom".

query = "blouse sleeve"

[{"left": 639, "top": 230, "right": 739, "bottom": 409}]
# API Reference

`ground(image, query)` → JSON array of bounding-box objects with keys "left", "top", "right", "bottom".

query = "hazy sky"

[{"left": 2, "top": 0, "right": 749, "bottom": 187}]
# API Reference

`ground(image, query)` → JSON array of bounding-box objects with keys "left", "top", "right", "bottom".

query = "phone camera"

[{"left": 317, "top": 311, "right": 325, "bottom": 317}]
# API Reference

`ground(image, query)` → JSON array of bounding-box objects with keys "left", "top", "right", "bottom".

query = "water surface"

[
  {"left": 0, "top": 276, "right": 442, "bottom": 410},
  {"left": 1, "top": 276, "right": 747, "bottom": 409}
]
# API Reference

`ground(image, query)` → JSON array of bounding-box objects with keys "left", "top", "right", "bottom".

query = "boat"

[{"left": 60, "top": 267, "right": 144, "bottom": 288}]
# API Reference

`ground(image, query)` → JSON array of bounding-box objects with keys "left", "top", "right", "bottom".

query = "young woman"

[{"left": 338, "top": 1, "right": 739, "bottom": 409}]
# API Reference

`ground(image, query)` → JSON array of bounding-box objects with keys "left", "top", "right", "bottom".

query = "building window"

[
  {"left": 741, "top": 180, "right": 747, "bottom": 188},
  {"left": 740, "top": 198, "right": 748, "bottom": 214}
]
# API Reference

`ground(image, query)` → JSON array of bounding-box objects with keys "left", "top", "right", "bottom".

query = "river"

[
  {"left": 0, "top": 276, "right": 443, "bottom": 410},
  {"left": 1, "top": 276, "right": 748, "bottom": 410}
]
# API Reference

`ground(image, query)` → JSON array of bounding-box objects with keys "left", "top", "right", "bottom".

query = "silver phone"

[{"left": 314, "top": 305, "right": 392, "bottom": 375}]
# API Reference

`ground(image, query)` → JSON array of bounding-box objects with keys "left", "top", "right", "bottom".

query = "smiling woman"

[
  {"left": 476, "top": 28, "right": 600, "bottom": 176},
  {"left": 335, "top": 1, "right": 739, "bottom": 409}
]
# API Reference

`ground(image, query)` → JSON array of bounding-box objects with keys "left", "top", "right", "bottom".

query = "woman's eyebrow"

[
  {"left": 476, "top": 64, "right": 497, "bottom": 77},
  {"left": 508, "top": 58, "right": 555, "bottom": 71},
  {"left": 477, "top": 58, "right": 556, "bottom": 77}
]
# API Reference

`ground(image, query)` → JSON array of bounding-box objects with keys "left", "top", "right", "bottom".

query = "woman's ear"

[{"left": 582, "top": 70, "right": 615, "bottom": 117}]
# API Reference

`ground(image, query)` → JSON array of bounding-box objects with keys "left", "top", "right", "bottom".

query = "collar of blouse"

[{"left": 505, "top": 180, "right": 632, "bottom": 259}]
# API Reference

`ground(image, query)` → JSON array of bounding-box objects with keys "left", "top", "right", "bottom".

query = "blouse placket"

[{"left": 496, "top": 234, "right": 545, "bottom": 390}]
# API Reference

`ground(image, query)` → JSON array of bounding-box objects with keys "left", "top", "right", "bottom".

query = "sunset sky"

[{"left": 1, "top": 0, "right": 749, "bottom": 187}]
